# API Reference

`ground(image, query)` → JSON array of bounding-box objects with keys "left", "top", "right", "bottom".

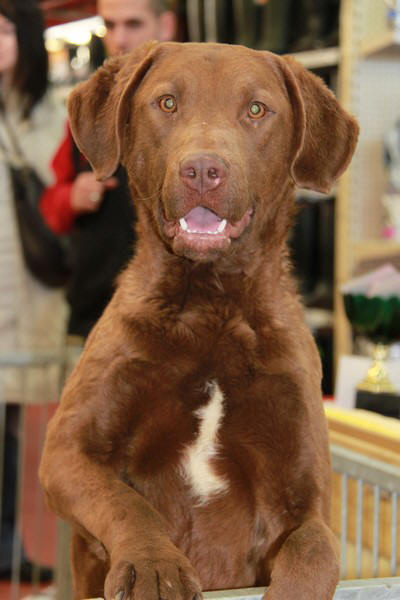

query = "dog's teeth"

[
  {"left": 217, "top": 219, "right": 227, "bottom": 233},
  {"left": 180, "top": 219, "right": 227, "bottom": 235}
]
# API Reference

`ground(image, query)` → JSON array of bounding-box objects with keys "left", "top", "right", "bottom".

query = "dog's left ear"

[
  {"left": 279, "top": 55, "right": 359, "bottom": 193},
  {"left": 67, "top": 40, "right": 158, "bottom": 180}
]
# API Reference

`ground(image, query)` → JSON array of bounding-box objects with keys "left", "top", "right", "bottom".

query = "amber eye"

[
  {"left": 159, "top": 95, "right": 177, "bottom": 113},
  {"left": 248, "top": 101, "right": 266, "bottom": 119}
]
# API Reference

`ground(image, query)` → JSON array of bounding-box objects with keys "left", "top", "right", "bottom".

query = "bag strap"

[
  {"left": 0, "top": 119, "right": 12, "bottom": 159},
  {"left": 0, "top": 107, "right": 29, "bottom": 167}
]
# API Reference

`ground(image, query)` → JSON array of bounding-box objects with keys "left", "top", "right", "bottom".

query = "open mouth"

[
  {"left": 178, "top": 206, "right": 227, "bottom": 236},
  {"left": 164, "top": 205, "right": 253, "bottom": 260}
]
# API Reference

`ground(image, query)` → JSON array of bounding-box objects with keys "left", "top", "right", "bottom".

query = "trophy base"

[
  {"left": 356, "top": 377, "right": 397, "bottom": 394},
  {"left": 356, "top": 390, "right": 400, "bottom": 419},
  {"left": 356, "top": 342, "right": 397, "bottom": 394}
]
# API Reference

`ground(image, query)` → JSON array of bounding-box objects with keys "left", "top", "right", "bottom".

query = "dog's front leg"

[
  {"left": 265, "top": 517, "right": 339, "bottom": 600},
  {"left": 40, "top": 441, "right": 201, "bottom": 600}
]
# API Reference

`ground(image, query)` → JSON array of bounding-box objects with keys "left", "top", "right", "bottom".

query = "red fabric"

[{"left": 40, "top": 123, "right": 78, "bottom": 234}]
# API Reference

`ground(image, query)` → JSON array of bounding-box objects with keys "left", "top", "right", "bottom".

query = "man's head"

[{"left": 97, "top": 0, "right": 176, "bottom": 56}]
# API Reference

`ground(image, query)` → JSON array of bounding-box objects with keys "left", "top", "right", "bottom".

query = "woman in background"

[{"left": 0, "top": 0, "right": 67, "bottom": 582}]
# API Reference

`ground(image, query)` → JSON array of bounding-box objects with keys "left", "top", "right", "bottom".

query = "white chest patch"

[{"left": 181, "top": 381, "right": 229, "bottom": 504}]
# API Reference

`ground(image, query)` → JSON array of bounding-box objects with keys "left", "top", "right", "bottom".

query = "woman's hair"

[{"left": 0, "top": 0, "right": 48, "bottom": 118}]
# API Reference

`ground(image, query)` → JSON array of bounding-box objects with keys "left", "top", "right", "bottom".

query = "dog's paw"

[{"left": 104, "top": 556, "right": 202, "bottom": 600}]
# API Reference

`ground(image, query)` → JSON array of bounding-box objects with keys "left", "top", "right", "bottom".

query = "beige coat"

[{"left": 0, "top": 89, "right": 68, "bottom": 404}]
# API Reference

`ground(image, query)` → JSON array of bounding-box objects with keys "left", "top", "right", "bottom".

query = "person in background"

[
  {"left": 40, "top": 0, "right": 177, "bottom": 340},
  {"left": 0, "top": 0, "right": 67, "bottom": 582}
]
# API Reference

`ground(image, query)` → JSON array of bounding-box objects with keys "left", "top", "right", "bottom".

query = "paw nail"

[{"left": 115, "top": 590, "right": 125, "bottom": 600}]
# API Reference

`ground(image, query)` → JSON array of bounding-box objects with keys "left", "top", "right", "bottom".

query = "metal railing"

[
  {"left": 0, "top": 350, "right": 68, "bottom": 600},
  {"left": 331, "top": 443, "right": 400, "bottom": 580}
]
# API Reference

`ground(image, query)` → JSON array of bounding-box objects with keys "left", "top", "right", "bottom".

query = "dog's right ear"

[{"left": 67, "top": 40, "right": 158, "bottom": 180}]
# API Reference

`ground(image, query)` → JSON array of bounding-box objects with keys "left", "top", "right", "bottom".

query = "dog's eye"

[
  {"left": 248, "top": 102, "right": 266, "bottom": 119},
  {"left": 159, "top": 96, "right": 177, "bottom": 113}
]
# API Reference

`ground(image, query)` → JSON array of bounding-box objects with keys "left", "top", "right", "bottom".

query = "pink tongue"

[{"left": 185, "top": 206, "right": 222, "bottom": 233}]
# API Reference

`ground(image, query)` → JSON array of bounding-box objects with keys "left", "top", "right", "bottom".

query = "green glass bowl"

[{"left": 343, "top": 294, "right": 400, "bottom": 344}]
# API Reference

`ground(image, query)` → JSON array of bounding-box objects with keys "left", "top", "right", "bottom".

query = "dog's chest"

[{"left": 180, "top": 381, "right": 229, "bottom": 503}]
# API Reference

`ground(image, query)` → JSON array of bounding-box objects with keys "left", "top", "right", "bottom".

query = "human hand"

[{"left": 70, "top": 172, "right": 119, "bottom": 213}]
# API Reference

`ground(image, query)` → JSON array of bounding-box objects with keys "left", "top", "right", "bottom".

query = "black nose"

[{"left": 179, "top": 154, "right": 227, "bottom": 195}]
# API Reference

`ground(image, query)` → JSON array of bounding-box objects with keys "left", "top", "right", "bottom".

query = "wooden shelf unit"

[
  {"left": 292, "top": 46, "right": 340, "bottom": 69},
  {"left": 354, "top": 240, "right": 400, "bottom": 263},
  {"left": 360, "top": 30, "right": 400, "bottom": 58},
  {"left": 334, "top": 0, "right": 400, "bottom": 370}
]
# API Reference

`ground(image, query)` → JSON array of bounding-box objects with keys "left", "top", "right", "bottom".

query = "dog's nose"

[{"left": 179, "top": 155, "right": 227, "bottom": 195}]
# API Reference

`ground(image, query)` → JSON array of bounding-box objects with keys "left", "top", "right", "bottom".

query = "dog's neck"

[
  {"left": 114, "top": 185, "right": 303, "bottom": 362},
  {"left": 120, "top": 216, "right": 297, "bottom": 327}
]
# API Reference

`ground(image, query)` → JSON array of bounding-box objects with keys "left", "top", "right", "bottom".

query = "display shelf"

[
  {"left": 305, "top": 308, "right": 334, "bottom": 331},
  {"left": 291, "top": 46, "right": 340, "bottom": 69},
  {"left": 360, "top": 29, "right": 400, "bottom": 57},
  {"left": 296, "top": 187, "right": 334, "bottom": 202},
  {"left": 353, "top": 239, "right": 400, "bottom": 263}
]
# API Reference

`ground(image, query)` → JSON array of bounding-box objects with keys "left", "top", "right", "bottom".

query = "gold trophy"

[{"left": 343, "top": 293, "right": 400, "bottom": 394}]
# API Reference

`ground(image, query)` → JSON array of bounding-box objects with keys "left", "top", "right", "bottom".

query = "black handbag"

[{"left": 0, "top": 113, "right": 70, "bottom": 288}]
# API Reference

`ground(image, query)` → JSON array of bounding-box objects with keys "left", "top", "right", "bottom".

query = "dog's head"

[{"left": 68, "top": 41, "right": 358, "bottom": 263}]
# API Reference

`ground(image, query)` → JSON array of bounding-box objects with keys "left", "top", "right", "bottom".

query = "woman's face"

[{"left": 0, "top": 13, "right": 17, "bottom": 78}]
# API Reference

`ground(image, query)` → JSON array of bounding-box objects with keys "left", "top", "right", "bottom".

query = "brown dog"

[{"left": 40, "top": 41, "right": 358, "bottom": 600}]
